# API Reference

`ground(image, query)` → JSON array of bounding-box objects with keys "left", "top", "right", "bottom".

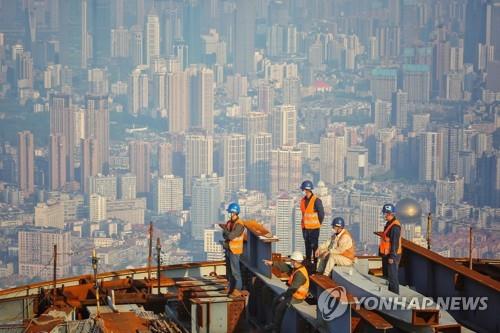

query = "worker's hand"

[
  {"left": 321, "top": 252, "right": 328, "bottom": 258},
  {"left": 262, "top": 260, "right": 273, "bottom": 266},
  {"left": 314, "top": 249, "right": 321, "bottom": 257},
  {"left": 388, "top": 258, "right": 394, "bottom": 264}
]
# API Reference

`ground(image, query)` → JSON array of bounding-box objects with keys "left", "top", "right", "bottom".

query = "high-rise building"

[
  {"left": 129, "top": 25, "right": 143, "bottom": 66},
  {"left": 270, "top": 146, "right": 302, "bottom": 195},
  {"left": 320, "top": 132, "right": 346, "bottom": 185},
  {"left": 34, "top": 200, "right": 64, "bottom": 229},
  {"left": 89, "top": 0, "right": 111, "bottom": 66},
  {"left": 221, "top": 134, "right": 246, "bottom": 193},
  {"left": 111, "top": 26, "right": 129, "bottom": 58},
  {"left": 49, "top": 134, "right": 66, "bottom": 191},
  {"left": 185, "top": 133, "right": 213, "bottom": 196},
  {"left": 234, "top": 0, "right": 255, "bottom": 75},
  {"left": 346, "top": 146, "right": 369, "bottom": 179},
  {"left": 283, "top": 77, "right": 301, "bottom": 108},
  {"left": 85, "top": 95, "right": 109, "bottom": 173},
  {"left": 274, "top": 194, "right": 294, "bottom": 255},
  {"left": 432, "top": 40, "right": 451, "bottom": 98},
  {"left": 128, "top": 67, "right": 149, "bottom": 116},
  {"left": 183, "top": 0, "right": 202, "bottom": 64},
  {"left": 360, "top": 201, "right": 385, "bottom": 245},
  {"left": 190, "top": 174, "right": 224, "bottom": 240},
  {"left": 457, "top": 150, "right": 476, "bottom": 185},
  {"left": 128, "top": 141, "right": 151, "bottom": 194},
  {"left": 476, "top": 151, "right": 500, "bottom": 208},
  {"left": 439, "top": 125, "right": 463, "bottom": 177},
  {"left": 257, "top": 82, "right": 274, "bottom": 113},
  {"left": 246, "top": 133, "right": 272, "bottom": 193},
  {"left": 152, "top": 175, "right": 183, "bottom": 214},
  {"left": 80, "top": 138, "right": 99, "bottom": 194},
  {"left": 419, "top": 132, "right": 443, "bottom": 182},
  {"left": 89, "top": 193, "right": 107, "bottom": 222},
  {"left": 436, "top": 175, "right": 465, "bottom": 205},
  {"left": 117, "top": 174, "right": 136, "bottom": 199},
  {"left": 157, "top": 143, "right": 172, "bottom": 177},
  {"left": 88, "top": 174, "right": 117, "bottom": 200},
  {"left": 272, "top": 105, "right": 297, "bottom": 148},
  {"left": 190, "top": 68, "right": 214, "bottom": 133},
  {"left": 376, "top": 128, "right": 396, "bottom": 172},
  {"left": 372, "top": 100, "right": 391, "bottom": 130},
  {"left": 145, "top": 11, "right": 160, "bottom": 65},
  {"left": 50, "top": 94, "right": 74, "bottom": 182},
  {"left": 391, "top": 90, "right": 408, "bottom": 130},
  {"left": 412, "top": 113, "right": 431, "bottom": 133},
  {"left": 402, "top": 64, "right": 431, "bottom": 103},
  {"left": 204, "top": 227, "right": 224, "bottom": 261},
  {"left": 18, "top": 227, "right": 71, "bottom": 279},
  {"left": 226, "top": 74, "right": 248, "bottom": 102},
  {"left": 167, "top": 71, "right": 190, "bottom": 133},
  {"left": 242, "top": 112, "right": 269, "bottom": 135},
  {"left": 17, "top": 131, "right": 34, "bottom": 196},
  {"left": 370, "top": 68, "right": 397, "bottom": 101},
  {"left": 87, "top": 68, "right": 109, "bottom": 96}
]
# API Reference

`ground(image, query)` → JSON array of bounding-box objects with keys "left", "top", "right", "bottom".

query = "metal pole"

[
  {"left": 156, "top": 237, "right": 161, "bottom": 295},
  {"left": 427, "top": 213, "right": 432, "bottom": 250},
  {"left": 469, "top": 227, "right": 473, "bottom": 270},
  {"left": 53, "top": 244, "right": 57, "bottom": 304},
  {"left": 92, "top": 248, "right": 100, "bottom": 316},
  {"left": 148, "top": 221, "right": 153, "bottom": 280}
]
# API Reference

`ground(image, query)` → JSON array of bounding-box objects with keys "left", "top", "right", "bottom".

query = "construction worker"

[
  {"left": 315, "top": 217, "right": 356, "bottom": 277},
  {"left": 379, "top": 203, "right": 402, "bottom": 294},
  {"left": 263, "top": 251, "right": 309, "bottom": 332},
  {"left": 222, "top": 202, "right": 245, "bottom": 297},
  {"left": 299, "top": 180, "right": 324, "bottom": 269}
]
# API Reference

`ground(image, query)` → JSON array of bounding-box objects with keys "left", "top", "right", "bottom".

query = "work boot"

[{"left": 228, "top": 289, "right": 242, "bottom": 298}]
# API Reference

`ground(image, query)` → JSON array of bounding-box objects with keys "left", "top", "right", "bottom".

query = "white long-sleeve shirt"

[{"left": 319, "top": 229, "right": 353, "bottom": 256}]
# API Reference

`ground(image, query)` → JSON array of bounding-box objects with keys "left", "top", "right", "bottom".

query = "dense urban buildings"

[{"left": 0, "top": 0, "right": 498, "bottom": 289}]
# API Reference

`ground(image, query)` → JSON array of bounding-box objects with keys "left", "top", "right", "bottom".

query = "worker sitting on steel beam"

[
  {"left": 379, "top": 203, "right": 402, "bottom": 294},
  {"left": 222, "top": 202, "right": 246, "bottom": 298},
  {"left": 315, "top": 217, "right": 356, "bottom": 277},
  {"left": 262, "top": 251, "right": 309, "bottom": 333}
]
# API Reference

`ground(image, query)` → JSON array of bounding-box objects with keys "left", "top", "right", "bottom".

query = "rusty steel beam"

[
  {"left": 395, "top": 235, "right": 500, "bottom": 332},
  {"left": 241, "top": 220, "right": 278, "bottom": 278}
]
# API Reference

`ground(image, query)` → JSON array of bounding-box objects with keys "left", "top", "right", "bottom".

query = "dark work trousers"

[
  {"left": 382, "top": 254, "right": 401, "bottom": 294},
  {"left": 302, "top": 228, "right": 320, "bottom": 263},
  {"left": 225, "top": 249, "right": 242, "bottom": 291},
  {"left": 271, "top": 292, "right": 302, "bottom": 331}
]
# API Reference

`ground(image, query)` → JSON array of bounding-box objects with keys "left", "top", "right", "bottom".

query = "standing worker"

[
  {"left": 299, "top": 180, "right": 324, "bottom": 270},
  {"left": 315, "top": 217, "right": 356, "bottom": 277},
  {"left": 263, "top": 251, "right": 309, "bottom": 332},
  {"left": 379, "top": 204, "right": 402, "bottom": 294},
  {"left": 222, "top": 202, "right": 245, "bottom": 297}
]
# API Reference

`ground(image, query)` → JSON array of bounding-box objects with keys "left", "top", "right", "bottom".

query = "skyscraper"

[
  {"left": 152, "top": 175, "right": 183, "bottom": 214},
  {"left": 439, "top": 125, "right": 463, "bottom": 177},
  {"left": 271, "top": 105, "right": 297, "bottom": 148},
  {"left": 190, "top": 68, "right": 214, "bottom": 133},
  {"left": 128, "top": 67, "right": 149, "bottom": 116},
  {"left": 391, "top": 90, "right": 408, "bottom": 130},
  {"left": 476, "top": 151, "right": 500, "bottom": 208},
  {"left": 346, "top": 146, "right": 369, "bottom": 179},
  {"left": 129, "top": 25, "right": 144, "bottom": 66},
  {"left": 146, "top": 11, "right": 160, "bottom": 65},
  {"left": 246, "top": 133, "right": 272, "bottom": 193},
  {"left": 274, "top": 194, "right": 294, "bottom": 255},
  {"left": 242, "top": 112, "right": 269, "bottom": 135},
  {"left": 17, "top": 131, "right": 34, "bottom": 196},
  {"left": 167, "top": 71, "right": 190, "bottom": 134},
  {"left": 257, "top": 82, "right": 274, "bottom": 113},
  {"left": 320, "top": 131, "right": 346, "bottom": 185},
  {"left": 221, "top": 134, "right": 246, "bottom": 193},
  {"left": 89, "top": 0, "right": 111, "bottom": 66},
  {"left": 360, "top": 201, "right": 385, "bottom": 245},
  {"left": 128, "top": 141, "right": 151, "bottom": 194},
  {"left": 419, "top": 132, "right": 443, "bottom": 182},
  {"left": 89, "top": 193, "right": 107, "bottom": 222},
  {"left": 49, "top": 134, "right": 66, "bottom": 191},
  {"left": 372, "top": 100, "right": 391, "bottom": 130},
  {"left": 117, "top": 174, "right": 136, "bottom": 200},
  {"left": 158, "top": 142, "right": 172, "bottom": 177},
  {"left": 436, "top": 175, "right": 465, "bottom": 205},
  {"left": 234, "top": 0, "right": 255, "bottom": 75},
  {"left": 402, "top": 64, "right": 431, "bottom": 103},
  {"left": 185, "top": 133, "right": 214, "bottom": 196},
  {"left": 183, "top": 0, "right": 202, "bottom": 64},
  {"left": 283, "top": 77, "right": 301, "bottom": 108},
  {"left": 85, "top": 95, "right": 109, "bottom": 173},
  {"left": 270, "top": 146, "right": 302, "bottom": 195},
  {"left": 80, "top": 138, "right": 99, "bottom": 194},
  {"left": 370, "top": 68, "right": 397, "bottom": 101},
  {"left": 50, "top": 94, "right": 74, "bottom": 182},
  {"left": 191, "top": 174, "right": 224, "bottom": 240},
  {"left": 88, "top": 174, "right": 117, "bottom": 199}
]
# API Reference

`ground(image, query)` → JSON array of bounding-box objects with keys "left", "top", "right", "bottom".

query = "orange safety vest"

[
  {"left": 226, "top": 219, "right": 245, "bottom": 255},
  {"left": 379, "top": 219, "right": 402, "bottom": 256},
  {"left": 337, "top": 229, "right": 356, "bottom": 261},
  {"left": 287, "top": 266, "right": 309, "bottom": 300},
  {"left": 300, "top": 196, "right": 321, "bottom": 229}
]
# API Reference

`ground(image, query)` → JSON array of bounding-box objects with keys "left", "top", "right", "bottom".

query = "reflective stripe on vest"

[
  {"left": 300, "top": 196, "right": 321, "bottom": 229},
  {"left": 338, "top": 229, "right": 356, "bottom": 261},
  {"left": 287, "top": 266, "right": 309, "bottom": 300},
  {"left": 227, "top": 219, "right": 245, "bottom": 255},
  {"left": 379, "top": 219, "right": 402, "bottom": 255}
]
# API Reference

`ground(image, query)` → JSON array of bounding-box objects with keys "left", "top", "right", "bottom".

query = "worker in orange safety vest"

[
  {"left": 222, "top": 202, "right": 245, "bottom": 298},
  {"left": 379, "top": 203, "right": 402, "bottom": 294}
]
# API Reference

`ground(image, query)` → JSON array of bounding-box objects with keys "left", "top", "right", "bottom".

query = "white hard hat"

[{"left": 289, "top": 251, "right": 304, "bottom": 261}]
